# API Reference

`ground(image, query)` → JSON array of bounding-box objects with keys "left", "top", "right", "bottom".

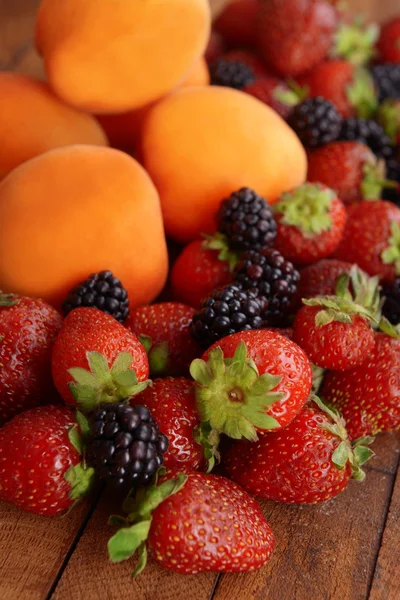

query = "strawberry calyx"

[
  {"left": 273, "top": 79, "right": 308, "bottom": 108},
  {"left": 379, "top": 316, "right": 400, "bottom": 339},
  {"left": 193, "top": 421, "right": 221, "bottom": 473},
  {"left": 139, "top": 335, "right": 170, "bottom": 376},
  {"left": 108, "top": 470, "right": 187, "bottom": 576},
  {"left": 302, "top": 295, "right": 376, "bottom": 327},
  {"left": 190, "top": 342, "right": 283, "bottom": 442},
  {"left": 361, "top": 158, "right": 394, "bottom": 200},
  {"left": 66, "top": 411, "right": 95, "bottom": 501},
  {"left": 274, "top": 184, "right": 335, "bottom": 237},
  {"left": 312, "top": 396, "right": 374, "bottom": 481},
  {"left": 202, "top": 232, "right": 240, "bottom": 272},
  {"left": 377, "top": 99, "right": 400, "bottom": 144},
  {"left": 346, "top": 67, "right": 378, "bottom": 119},
  {"left": 381, "top": 221, "right": 400, "bottom": 275},
  {"left": 332, "top": 18, "right": 379, "bottom": 66},
  {"left": 311, "top": 364, "right": 325, "bottom": 395},
  {"left": 68, "top": 351, "right": 151, "bottom": 411},
  {"left": 0, "top": 293, "right": 19, "bottom": 307}
]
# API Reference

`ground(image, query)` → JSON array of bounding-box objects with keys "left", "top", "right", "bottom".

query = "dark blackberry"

[
  {"left": 288, "top": 97, "right": 342, "bottom": 148},
  {"left": 216, "top": 187, "right": 277, "bottom": 251},
  {"left": 339, "top": 118, "right": 394, "bottom": 161},
  {"left": 371, "top": 63, "right": 400, "bottom": 102},
  {"left": 234, "top": 249, "right": 300, "bottom": 324},
  {"left": 209, "top": 59, "right": 255, "bottom": 90},
  {"left": 87, "top": 403, "right": 169, "bottom": 488},
  {"left": 190, "top": 284, "right": 265, "bottom": 348},
  {"left": 382, "top": 278, "right": 400, "bottom": 325},
  {"left": 62, "top": 270, "right": 129, "bottom": 323}
]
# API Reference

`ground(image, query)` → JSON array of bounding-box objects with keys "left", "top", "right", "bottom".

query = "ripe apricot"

[
  {"left": 180, "top": 57, "right": 210, "bottom": 87},
  {"left": 0, "top": 73, "right": 107, "bottom": 180},
  {"left": 36, "top": 0, "right": 211, "bottom": 113},
  {"left": 140, "top": 86, "right": 307, "bottom": 242},
  {"left": 0, "top": 146, "right": 168, "bottom": 309}
]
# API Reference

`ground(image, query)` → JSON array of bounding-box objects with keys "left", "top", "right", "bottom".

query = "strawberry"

[
  {"left": 307, "top": 141, "right": 388, "bottom": 205},
  {"left": 190, "top": 329, "right": 312, "bottom": 442},
  {"left": 377, "top": 17, "right": 400, "bottom": 63},
  {"left": 205, "top": 31, "right": 226, "bottom": 64},
  {"left": 273, "top": 184, "right": 347, "bottom": 265},
  {"left": 221, "top": 49, "right": 270, "bottom": 77},
  {"left": 321, "top": 319, "right": 400, "bottom": 439},
  {"left": 127, "top": 303, "right": 202, "bottom": 377},
  {"left": 224, "top": 396, "right": 373, "bottom": 504},
  {"left": 298, "top": 60, "right": 378, "bottom": 118},
  {"left": 170, "top": 238, "right": 234, "bottom": 309},
  {"left": 108, "top": 472, "right": 275, "bottom": 575},
  {"left": 131, "top": 378, "right": 204, "bottom": 472},
  {"left": 0, "top": 405, "right": 94, "bottom": 516},
  {"left": 244, "top": 76, "right": 306, "bottom": 119},
  {"left": 257, "top": 0, "right": 338, "bottom": 77},
  {"left": 52, "top": 307, "right": 150, "bottom": 410},
  {"left": 333, "top": 200, "right": 400, "bottom": 282},
  {"left": 0, "top": 294, "right": 63, "bottom": 426},
  {"left": 214, "top": 0, "right": 259, "bottom": 48},
  {"left": 296, "top": 259, "right": 353, "bottom": 304}
]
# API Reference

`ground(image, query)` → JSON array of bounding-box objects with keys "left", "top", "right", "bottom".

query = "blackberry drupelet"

[
  {"left": 87, "top": 403, "right": 169, "bottom": 488},
  {"left": 209, "top": 58, "right": 255, "bottom": 90},
  {"left": 216, "top": 187, "right": 277, "bottom": 251},
  {"left": 339, "top": 118, "right": 394, "bottom": 161},
  {"left": 191, "top": 284, "right": 265, "bottom": 348},
  {"left": 234, "top": 249, "right": 300, "bottom": 324},
  {"left": 62, "top": 270, "right": 129, "bottom": 323},
  {"left": 371, "top": 64, "right": 400, "bottom": 102},
  {"left": 382, "top": 278, "right": 400, "bottom": 325},
  {"left": 288, "top": 97, "right": 342, "bottom": 148}
]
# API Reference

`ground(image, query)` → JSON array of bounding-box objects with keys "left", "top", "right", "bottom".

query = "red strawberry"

[
  {"left": 0, "top": 405, "right": 94, "bottom": 516},
  {"left": 221, "top": 49, "right": 270, "bottom": 77},
  {"left": 224, "top": 396, "right": 373, "bottom": 504},
  {"left": 171, "top": 238, "right": 234, "bottom": 309},
  {"left": 0, "top": 294, "right": 63, "bottom": 426},
  {"left": 296, "top": 259, "right": 353, "bottom": 303},
  {"left": 321, "top": 322, "right": 400, "bottom": 439},
  {"left": 190, "top": 329, "right": 312, "bottom": 442},
  {"left": 377, "top": 17, "right": 400, "bottom": 63},
  {"left": 205, "top": 31, "right": 226, "bottom": 64},
  {"left": 244, "top": 76, "right": 305, "bottom": 119},
  {"left": 131, "top": 377, "right": 204, "bottom": 472},
  {"left": 257, "top": 0, "right": 338, "bottom": 77},
  {"left": 127, "top": 302, "right": 202, "bottom": 377},
  {"left": 108, "top": 472, "right": 275, "bottom": 575},
  {"left": 298, "top": 60, "right": 377, "bottom": 118},
  {"left": 52, "top": 307, "right": 150, "bottom": 409},
  {"left": 273, "top": 184, "right": 347, "bottom": 265},
  {"left": 333, "top": 200, "right": 400, "bottom": 282},
  {"left": 307, "top": 141, "right": 387, "bottom": 205},
  {"left": 214, "top": 0, "right": 259, "bottom": 48}
]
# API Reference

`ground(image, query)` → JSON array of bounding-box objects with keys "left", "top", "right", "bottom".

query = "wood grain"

[
  {"left": 0, "top": 498, "right": 95, "bottom": 600},
  {"left": 369, "top": 468, "right": 400, "bottom": 600},
  {"left": 52, "top": 489, "right": 218, "bottom": 600}
]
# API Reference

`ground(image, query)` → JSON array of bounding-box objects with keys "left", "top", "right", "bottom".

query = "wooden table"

[{"left": 1, "top": 1, "right": 400, "bottom": 599}]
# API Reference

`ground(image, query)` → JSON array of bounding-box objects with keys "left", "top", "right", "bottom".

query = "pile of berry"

[{"left": 0, "top": 0, "right": 400, "bottom": 585}]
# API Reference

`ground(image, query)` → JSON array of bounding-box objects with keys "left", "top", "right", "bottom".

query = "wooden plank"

[
  {"left": 0, "top": 498, "right": 95, "bottom": 600},
  {"left": 212, "top": 468, "right": 394, "bottom": 600},
  {"left": 52, "top": 489, "right": 218, "bottom": 600},
  {"left": 369, "top": 469, "right": 400, "bottom": 600},
  {"left": 368, "top": 433, "right": 400, "bottom": 476}
]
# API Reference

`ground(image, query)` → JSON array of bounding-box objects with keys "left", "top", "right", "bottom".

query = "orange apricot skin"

[
  {"left": 0, "top": 146, "right": 168, "bottom": 310},
  {"left": 0, "top": 73, "right": 107, "bottom": 180},
  {"left": 180, "top": 57, "right": 210, "bottom": 87},
  {"left": 140, "top": 86, "right": 307, "bottom": 243},
  {"left": 35, "top": 0, "right": 211, "bottom": 113}
]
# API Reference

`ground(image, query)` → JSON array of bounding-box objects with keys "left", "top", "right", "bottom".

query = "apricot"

[
  {"left": 36, "top": 0, "right": 211, "bottom": 113},
  {"left": 140, "top": 86, "right": 307, "bottom": 242},
  {"left": 180, "top": 57, "right": 210, "bottom": 87},
  {"left": 0, "top": 146, "right": 168, "bottom": 309},
  {"left": 0, "top": 73, "right": 107, "bottom": 180}
]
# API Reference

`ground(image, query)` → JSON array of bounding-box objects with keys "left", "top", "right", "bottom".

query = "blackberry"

[
  {"left": 371, "top": 64, "right": 400, "bottom": 102},
  {"left": 234, "top": 249, "right": 300, "bottom": 324},
  {"left": 62, "top": 270, "right": 129, "bottom": 323},
  {"left": 209, "top": 58, "right": 255, "bottom": 90},
  {"left": 383, "top": 158, "right": 400, "bottom": 206},
  {"left": 382, "top": 278, "right": 400, "bottom": 325},
  {"left": 87, "top": 403, "right": 168, "bottom": 488},
  {"left": 288, "top": 97, "right": 342, "bottom": 148},
  {"left": 216, "top": 187, "right": 277, "bottom": 251},
  {"left": 191, "top": 284, "right": 265, "bottom": 348},
  {"left": 339, "top": 118, "right": 394, "bottom": 161}
]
